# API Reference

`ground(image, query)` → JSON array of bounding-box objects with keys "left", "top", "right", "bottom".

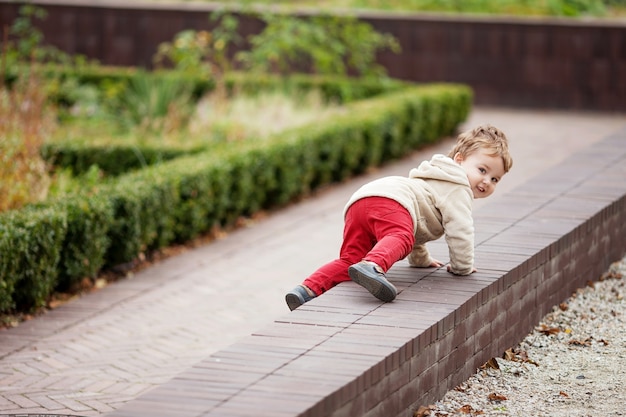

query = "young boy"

[{"left": 285, "top": 124, "right": 513, "bottom": 310}]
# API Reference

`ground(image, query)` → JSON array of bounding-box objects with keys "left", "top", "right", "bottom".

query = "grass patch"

[
  {"left": 52, "top": 88, "right": 343, "bottom": 149},
  {"left": 189, "top": 89, "right": 343, "bottom": 143}
]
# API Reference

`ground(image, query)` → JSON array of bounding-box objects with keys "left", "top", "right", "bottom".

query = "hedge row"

[
  {"left": 41, "top": 68, "right": 408, "bottom": 176},
  {"left": 0, "top": 83, "right": 472, "bottom": 313},
  {"left": 41, "top": 142, "right": 205, "bottom": 177}
]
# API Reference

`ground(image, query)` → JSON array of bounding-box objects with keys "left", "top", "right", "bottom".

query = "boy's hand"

[
  {"left": 447, "top": 265, "right": 477, "bottom": 275},
  {"left": 429, "top": 258, "right": 444, "bottom": 268}
]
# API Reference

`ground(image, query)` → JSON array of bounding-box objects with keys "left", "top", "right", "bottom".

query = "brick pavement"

[{"left": 0, "top": 107, "right": 624, "bottom": 416}]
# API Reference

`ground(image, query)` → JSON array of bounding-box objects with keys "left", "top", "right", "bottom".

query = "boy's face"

[{"left": 453, "top": 149, "right": 506, "bottom": 199}]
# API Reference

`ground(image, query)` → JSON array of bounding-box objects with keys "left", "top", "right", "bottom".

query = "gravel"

[{"left": 420, "top": 255, "right": 626, "bottom": 417}]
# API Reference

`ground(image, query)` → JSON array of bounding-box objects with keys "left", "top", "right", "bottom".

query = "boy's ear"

[{"left": 453, "top": 152, "right": 464, "bottom": 163}]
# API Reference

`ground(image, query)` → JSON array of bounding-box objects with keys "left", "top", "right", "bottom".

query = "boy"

[{"left": 285, "top": 124, "right": 513, "bottom": 310}]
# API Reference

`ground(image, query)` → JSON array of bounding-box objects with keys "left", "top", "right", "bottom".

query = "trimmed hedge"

[
  {"left": 0, "top": 207, "right": 67, "bottom": 312},
  {"left": 0, "top": 82, "right": 472, "bottom": 313},
  {"left": 41, "top": 142, "right": 204, "bottom": 177},
  {"left": 56, "top": 196, "right": 114, "bottom": 291},
  {"left": 39, "top": 68, "right": 408, "bottom": 177}
]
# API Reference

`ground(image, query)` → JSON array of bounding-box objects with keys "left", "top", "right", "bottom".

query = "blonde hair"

[{"left": 447, "top": 124, "right": 513, "bottom": 173}]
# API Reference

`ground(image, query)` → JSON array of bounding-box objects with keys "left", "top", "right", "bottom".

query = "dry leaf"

[
  {"left": 559, "top": 391, "right": 569, "bottom": 397},
  {"left": 94, "top": 278, "right": 108, "bottom": 289},
  {"left": 458, "top": 404, "right": 484, "bottom": 415},
  {"left": 414, "top": 405, "right": 434, "bottom": 417},
  {"left": 536, "top": 324, "right": 560, "bottom": 335},
  {"left": 602, "top": 271, "right": 623, "bottom": 280},
  {"left": 488, "top": 392, "right": 507, "bottom": 402},
  {"left": 559, "top": 302, "right": 569, "bottom": 311},
  {"left": 518, "top": 350, "right": 539, "bottom": 366},
  {"left": 503, "top": 348, "right": 515, "bottom": 361},
  {"left": 47, "top": 299, "right": 64, "bottom": 309},
  {"left": 569, "top": 337, "right": 592, "bottom": 347},
  {"left": 482, "top": 357, "right": 500, "bottom": 370},
  {"left": 504, "top": 348, "right": 539, "bottom": 366}
]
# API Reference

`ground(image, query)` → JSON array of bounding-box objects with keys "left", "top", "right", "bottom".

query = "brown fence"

[{"left": 1, "top": 0, "right": 625, "bottom": 111}]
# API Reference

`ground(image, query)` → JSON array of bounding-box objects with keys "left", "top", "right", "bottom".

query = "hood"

[{"left": 409, "top": 154, "right": 469, "bottom": 187}]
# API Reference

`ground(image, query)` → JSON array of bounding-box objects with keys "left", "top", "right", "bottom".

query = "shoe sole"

[
  {"left": 285, "top": 293, "right": 304, "bottom": 311},
  {"left": 348, "top": 264, "right": 397, "bottom": 302}
]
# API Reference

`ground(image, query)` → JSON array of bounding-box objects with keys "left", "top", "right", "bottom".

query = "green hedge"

[
  {"left": 56, "top": 196, "right": 114, "bottom": 291},
  {"left": 0, "top": 207, "right": 67, "bottom": 311},
  {"left": 0, "top": 82, "right": 472, "bottom": 314},
  {"left": 41, "top": 142, "right": 204, "bottom": 177},
  {"left": 38, "top": 67, "right": 407, "bottom": 177}
]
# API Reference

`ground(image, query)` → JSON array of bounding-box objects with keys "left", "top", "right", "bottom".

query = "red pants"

[{"left": 303, "top": 197, "right": 415, "bottom": 295}]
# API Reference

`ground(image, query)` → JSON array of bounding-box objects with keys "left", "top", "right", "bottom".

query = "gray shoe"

[
  {"left": 285, "top": 285, "right": 315, "bottom": 311},
  {"left": 348, "top": 261, "right": 397, "bottom": 302}
]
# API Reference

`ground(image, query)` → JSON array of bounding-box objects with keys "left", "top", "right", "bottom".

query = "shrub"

[
  {"left": 237, "top": 12, "right": 400, "bottom": 77},
  {"left": 55, "top": 195, "right": 114, "bottom": 291},
  {"left": 0, "top": 206, "right": 66, "bottom": 311},
  {"left": 114, "top": 72, "right": 195, "bottom": 133},
  {"left": 0, "top": 68, "right": 53, "bottom": 212}
]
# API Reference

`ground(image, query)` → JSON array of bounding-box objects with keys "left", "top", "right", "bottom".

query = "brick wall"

[
  {"left": 0, "top": 0, "right": 625, "bottom": 111},
  {"left": 106, "top": 129, "right": 626, "bottom": 416}
]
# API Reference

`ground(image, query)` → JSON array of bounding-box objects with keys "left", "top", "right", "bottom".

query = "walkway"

[{"left": 1, "top": 107, "right": 625, "bottom": 416}]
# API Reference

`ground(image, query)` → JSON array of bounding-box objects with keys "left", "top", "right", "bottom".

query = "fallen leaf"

[
  {"left": 457, "top": 404, "right": 484, "bottom": 415},
  {"left": 454, "top": 385, "right": 468, "bottom": 393},
  {"left": 503, "top": 348, "right": 516, "bottom": 361},
  {"left": 94, "top": 278, "right": 108, "bottom": 289},
  {"left": 569, "top": 337, "right": 592, "bottom": 347},
  {"left": 414, "top": 405, "right": 434, "bottom": 417},
  {"left": 602, "top": 271, "right": 623, "bottom": 280},
  {"left": 536, "top": 324, "right": 560, "bottom": 336},
  {"left": 501, "top": 348, "right": 538, "bottom": 366},
  {"left": 559, "top": 302, "right": 569, "bottom": 311},
  {"left": 488, "top": 393, "right": 507, "bottom": 402},
  {"left": 559, "top": 391, "right": 569, "bottom": 397},
  {"left": 47, "top": 299, "right": 63, "bottom": 309},
  {"left": 481, "top": 357, "right": 500, "bottom": 370}
]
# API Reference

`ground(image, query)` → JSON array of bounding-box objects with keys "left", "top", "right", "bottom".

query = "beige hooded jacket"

[{"left": 343, "top": 154, "right": 474, "bottom": 275}]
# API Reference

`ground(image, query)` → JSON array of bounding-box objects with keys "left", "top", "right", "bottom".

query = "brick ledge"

[{"left": 107, "top": 128, "right": 626, "bottom": 417}]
